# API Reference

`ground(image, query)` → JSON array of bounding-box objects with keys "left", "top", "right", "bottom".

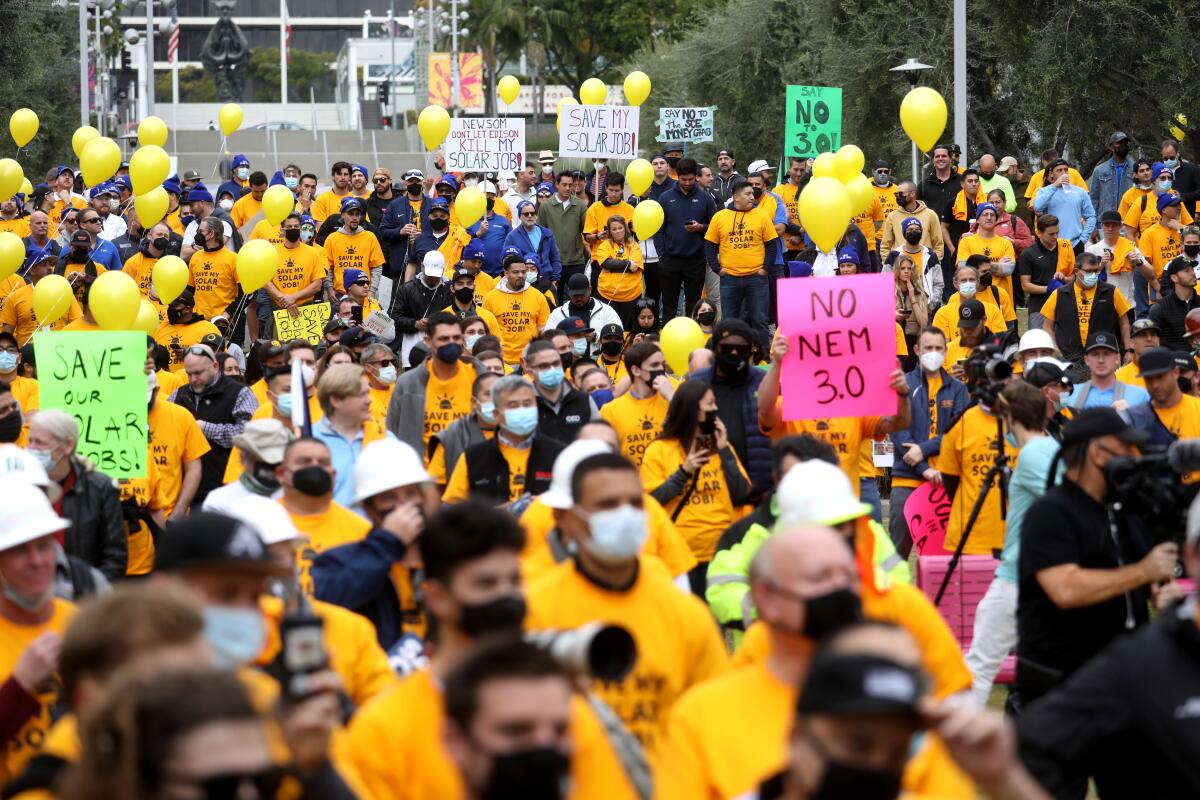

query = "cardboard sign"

[
  {"left": 274, "top": 303, "right": 331, "bottom": 345},
  {"left": 34, "top": 331, "right": 148, "bottom": 479},
  {"left": 362, "top": 310, "right": 396, "bottom": 344},
  {"left": 558, "top": 105, "right": 640, "bottom": 159},
  {"left": 777, "top": 274, "right": 897, "bottom": 420},
  {"left": 655, "top": 107, "right": 714, "bottom": 143},
  {"left": 784, "top": 85, "right": 842, "bottom": 158},
  {"left": 903, "top": 482, "right": 952, "bottom": 555},
  {"left": 445, "top": 117, "right": 526, "bottom": 173}
]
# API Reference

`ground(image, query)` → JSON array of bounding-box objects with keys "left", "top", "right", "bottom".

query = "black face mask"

[
  {"left": 600, "top": 340, "right": 622, "bottom": 357},
  {"left": 407, "top": 182, "right": 423, "bottom": 196},
  {"left": 481, "top": 746, "right": 570, "bottom": 800},
  {"left": 808, "top": 745, "right": 903, "bottom": 800},
  {"left": 1115, "top": 143, "right": 1131, "bottom": 158},
  {"left": 715, "top": 350, "right": 747, "bottom": 376},
  {"left": 429, "top": 217, "right": 450, "bottom": 232},
  {"left": 895, "top": 193, "right": 910, "bottom": 207},
  {"left": 0, "top": 410, "right": 21, "bottom": 443},
  {"left": 291, "top": 466, "right": 332, "bottom": 497},
  {"left": 802, "top": 587, "right": 863, "bottom": 640},
  {"left": 665, "top": 156, "right": 680, "bottom": 169},
  {"left": 151, "top": 236, "right": 170, "bottom": 252},
  {"left": 697, "top": 414, "right": 716, "bottom": 436},
  {"left": 751, "top": 185, "right": 764, "bottom": 199},
  {"left": 250, "top": 461, "right": 281, "bottom": 492},
  {"left": 1185, "top": 244, "right": 1200, "bottom": 259},
  {"left": 436, "top": 343, "right": 464, "bottom": 363},
  {"left": 453, "top": 286, "right": 475, "bottom": 305},
  {"left": 284, "top": 228, "right": 301, "bottom": 243},
  {"left": 1181, "top": 376, "right": 1194, "bottom": 394},
  {"left": 979, "top": 272, "right": 993, "bottom": 288},
  {"left": 69, "top": 247, "right": 89, "bottom": 263},
  {"left": 696, "top": 310, "right": 716, "bottom": 325},
  {"left": 193, "top": 233, "right": 207, "bottom": 248},
  {"left": 903, "top": 229, "right": 922, "bottom": 245},
  {"left": 485, "top": 198, "right": 495, "bottom": 211},
  {"left": 166, "top": 307, "right": 188, "bottom": 325},
  {"left": 458, "top": 594, "right": 526, "bottom": 637}
]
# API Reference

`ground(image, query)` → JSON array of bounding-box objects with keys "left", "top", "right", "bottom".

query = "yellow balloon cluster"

[
  {"left": 9, "top": 109, "right": 38, "bottom": 148},
  {"left": 456, "top": 186, "right": 486, "bottom": 228},
  {"left": 900, "top": 87, "right": 947, "bottom": 152},
  {"left": 72, "top": 126, "right": 100, "bottom": 159},
  {"left": 497, "top": 75, "right": 520, "bottom": 106},
  {"left": 81, "top": 137, "right": 121, "bottom": 185},
  {"left": 798, "top": 176, "right": 852, "bottom": 254},
  {"left": 626, "top": 158, "right": 653, "bottom": 196},
  {"left": 262, "top": 185, "right": 295, "bottom": 226},
  {"left": 130, "top": 145, "right": 170, "bottom": 195},
  {"left": 19, "top": 178, "right": 31, "bottom": 197},
  {"left": 90, "top": 271, "right": 141, "bottom": 330},
  {"left": 138, "top": 116, "right": 169, "bottom": 148},
  {"left": 32, "top": 275, "right": 72, "bottom": 326},
  {"left": 236, "top": 240, "right": 278, "bottom": 293},
  {"left": 0, "top": 159, "right": 23, "bottom": 202},
  {"left": 580, "top": 78, "right": 607, "bottom": 106},
  {"left": 0, "top": 232, "right": 24, "bottom": 280},
  {"left": 623, "top": 71, "right": 651, "bottom": 106},
  {"left": 631, "top": 199, "right": 663, "bottom": 240},
  {"left": 134, "top": 299, "right": 162, "bottom": 335},
  {"left": 418, "top": 105, "right": 451, "bottom": 150},
  {"left": 152, "top": 255, "right": 189, "bottom": 305},
  {"left": 659, "top": 317, "right": 706, "bottom": 375},
  {"left": 134, "top": 187, "right": 169, "bottom": 228},
  {"left": 219, "top": 103, "right": 243, "bottom": 137}
]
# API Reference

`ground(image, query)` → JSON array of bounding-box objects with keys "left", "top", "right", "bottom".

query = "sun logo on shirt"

[
  {"left": 816, "top": 420, "right": 830, "bottom": 431},
  {"left": 511, "top": 302, "right": 521, "bottom": 311},
  {"left": 513, "top": 472, "right": 526, "bottom": 488},
  {"left": 639, "top": 415, "right": 655, "bottom": 431},
  {"left": 437, "top": 393, "right": 453, "bottom": 410},
  {"left": 285, "top": 258, "right": 296, "bottom": 269},
  {"left": 345, "top": 245, "right": 357, "bottom": 256}
]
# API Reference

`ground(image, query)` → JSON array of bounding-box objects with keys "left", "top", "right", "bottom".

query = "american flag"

[
  {"left": 167, "top": 6, "right": 179, "bottom": 63},
  {"left": 283, "top": 0, "right": 291, "bottom": 65}
]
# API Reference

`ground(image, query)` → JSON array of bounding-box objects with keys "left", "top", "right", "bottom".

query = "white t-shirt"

[{"left": 183, "top": 218, "right": 235, "bottom": 250}]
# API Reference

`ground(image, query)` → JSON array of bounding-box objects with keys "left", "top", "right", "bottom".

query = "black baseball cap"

[
  {"left": 1024, "top": 360, "right": 1073, "bottom": 389},
  {"left": 339, "top": 327, "right": 376, "bottom": 349},
  {"left": 556, "top": 316, "right": 592, "bottom": 334},
  {"left": 1137, "top": 347, "right": 1178, "bottom": 378},
  {"left": 797, "top": 652, "right": 925, "bottom": 720},
  {"left": 1099, "top": 210, "right": 1123, "bottom": 225},
  {"left": 1061, "top": 407, "right": 1149, "bottom": 447},
  {"left": 324, "top": 317, "right": 350, "bottom": 334},
  {"left": 1084, "top": 331, "right": 1120, "bottom": 353},
  {"left": 599, "top": 323, "right": 623, "bottom": 340},
  {"left": 1173, "top": 351, "right": 1197, "bottom": 372},
  {"left": 155, "top": 512, "right": 286, "bottom": 576},
  {"left": 1164, "top": 256, "right": 1194, "bottom": 277},
  {"left": 957, "top": 298, "right": 986, "bottom": 328},
  {"left": 566, "top": 273, "right": 590, "bottom": 296}
]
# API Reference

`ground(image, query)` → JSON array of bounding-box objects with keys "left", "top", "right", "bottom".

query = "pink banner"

[
  {"left": 903, "top": 482, "right": 951, "bottom": 555},
  {"left": 777, "top": 274, "right": 898, "bottom": 420}
]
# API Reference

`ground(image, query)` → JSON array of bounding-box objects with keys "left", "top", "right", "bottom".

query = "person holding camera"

[
  {"left": 1126, "top": 347, "right": 1200, "bottom": 464},
  {"left": 1015, "top": 409, "right": 1177, "bottom": 718}
]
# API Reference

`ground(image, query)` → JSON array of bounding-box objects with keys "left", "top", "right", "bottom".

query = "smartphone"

[
  {"left": 956, "top": 358, "right": 968, "bottom": 371},
  {"left": 279, "top": 607, "right": 327, "bottom": 702},
  {"left": 696, "top": 434, "right": 716, "bottom": 451},
  {"left": 350, "top": 305, "right": 363, "bottom": 325}
]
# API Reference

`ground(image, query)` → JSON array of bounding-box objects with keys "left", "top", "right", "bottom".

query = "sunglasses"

[
  {"left": 352, "top": 280, "right": 369, "bottom": 287},
  {"left": 373, "top": 177, "right": 389, "bottom": 183},
  {"left": 184, "top": 346, "right": 215, "bottom": 361},
  {"left": 520, "top": 211, "right": 537, "bottom": 217},
  {"left": 370, "top": 358, "right": 396, "bottom": 367}
]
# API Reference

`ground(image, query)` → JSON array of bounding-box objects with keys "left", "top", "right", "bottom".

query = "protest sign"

[
  {"left": 444, "top": 117, "right": 526, "bottom": 173},
  {"left": 362, "top": 310, "right": 396, "bottom": 344},
  {"left": 655, "top": 107, "right": 714, "bottom": 143},
  {"left": 34, "top": 331, "right": 147, "bottom": 479},
  {"left": 903, "top": 482, "right": 952, "bottom": 555},
  {"left": 559, "top": 105, "right": 640, "bottom": 159},
  {"left": 273, "top": 303, "right": 331, "bottom": 345},
  {"left": 777, "top": 273, "right": 896, "bottom": 420},
  {"left": 784, "top": 85, "right": 842, "bottom": 158}
]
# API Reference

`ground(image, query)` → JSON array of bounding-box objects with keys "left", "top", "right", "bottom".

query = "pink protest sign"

[
  {"left": 777, "top": 274, "right": 898, "bottom": 420},
  {"left": 903, "top": 482, "right": 951, "bottom": 555}
]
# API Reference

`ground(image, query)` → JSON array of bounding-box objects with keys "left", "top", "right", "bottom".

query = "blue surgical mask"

[
  {"left": 378, "top": 365, "right": 397, "bottom": 384},
  {"left": 571, "top": 338, "right": 589, "bottom": 356},
  {"left": 590, "top": 388, "right": 614, "bottom": 408},
  {"left": 1164, "top": 158, "right": 1180, "bottom": 170},
  {"left": 1005, "top": 431, "right": 1020, "bottom": 449},
  {"left": 536, "top": 365, "right": 565, "bottom": 389},
  {"left": 203, "top": 605, "right": 266, "bottom": 667},
  {"left": 1080, "top": 271, "right": 1099, "bottom": 288},
  {"left": 1159, "top": 179, "right": 1173, "bottom": 192},
  {"left": 958, "top": 281, "right": 977, "bottom": 298},
  {"left": 466, "top": 333, "right": 481, "bottom": 352},
  {"left": 275, "top": 393, "right": 294, "bottom": 417},
  {"left": 236, "top": 167, "right": 250, "bottom": 180},
  {"left": 29, "top": 448, "right": 56, "bottom": 472},
  {"left": 479, "top": 401, "right": 497, "bottom": 424},
  {"left": 503, "top": 405, "right": 539, "bottom": 436},
  {"left": 579, "top": 504, "right": 648, "bottom": 564},
  {"left": 0, "top": 352, "right": 17, "bottom": 373},
  {"left": 284, "top": 176, "right": 299, "bottom": 190}
]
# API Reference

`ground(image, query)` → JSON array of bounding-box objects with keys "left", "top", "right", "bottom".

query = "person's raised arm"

[
  {"left": 873, "top": 369, "right": 912, "bottom": 434},
  {"left": 758, "top": 333, "right": 786, "bottom": 432}
]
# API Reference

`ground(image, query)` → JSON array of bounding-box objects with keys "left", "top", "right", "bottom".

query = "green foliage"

[
  {"left": 246, "top": 48, "right": 336, "bottom": 103},
  {"left": 155, "top": 66, "right": 218, "bottom": 104}
]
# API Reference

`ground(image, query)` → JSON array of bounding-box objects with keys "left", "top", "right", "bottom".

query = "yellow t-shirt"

[
  {"left": 0, "top": 282, "right": 82, "bottom": 344},
  {"left": 1122, "top": 192, "right": 1194, "bottom": 238},
  {"left": 1114, "top": 361, "right": 1146, "bottom": 388},
  {"left": 592, "top": 239, "right": 644, "bottom": 303},
  {"left": 441, "top": 303, "right": 500, "bottom": 337},
  {"left": 525, "top": 557, "right": 728, "bottom": 758},
  {"left": 0, "top": 599, "right": 76, "bottom": 782},
  {"left": 0, "top": 274, "right": 24, "bottom": 307},
  {"left": 442, "top": 440, "right": 531, "bottom": 504},
  {"left": 61, "top": 317, "right": 103, "bottom": 332},
  {"left": 599, "top": 356, "right": 627, "bottom": 386},
  {"left": 422, "top": 360, "right": 477, "bottom": 457},
  {"left": 154, "top": 320, "right": 221, "bottom": 369},
  {"left": 934, "top": 405, "right": 1012, "bottom": 553},
  {"left": 1119, "top": 185, "right": 1153, "bottom": 219},
  {"left": 188, "top": 247, "right": 240, "bottom": 320},
  {"left": 148, "top": 398, "right": 211, "bottom": 516},
  {"left": 773, "top": 182, "right": 803, "bottom": 231},
  {"left": 165, "top": 207, "right": 185, "bottom": 235},
  {"left": 956, "top": 233, "right": 1018, "bottom": 299},
  {"left": 896, "top": 322, "right": 909, "bottom": 356},
  {"left": 584, "top": 199, "right": 635, "bottom": 242},
  {"left": 703, "top": 207, "right": 778, "bottom": 277},
  {"left": 481, "top": 286, "right": 551, "bottom": 364},
  {"left": 427, "top": 425, "right": 495, "bottom": 485},
  {"left": 1139, "top": 222, "right": 1183, "bottom": 278},
  {"left": 8, "top": 376, "right": 38, "bottom": 419},
  {"left": 762, "top": 405, "right": 882, "bottom": 493},
  {"left": 287, "top": 500, "right": 373, "bottom": 595},
  {"left": 323, "top": 230, "right": 386, "bottom": 295},
  {"left": 851, "top": 192, "right": 886, "bottom": 246},
  {"left": 249, "top": 218, "right": 285, "bottom": 245},
  {"left": 0, "top": 217, "right": 30, "bottom": 238},
  {"left": 1152, "top": 394, "right": 1200, "bottom": 482},
  {"left": 871, "top": 182, "right": 900, "bottom": 240},
  {"left": 1100, "top": 235, "right": 1138, "bottom": 274},
  {"left": 118, "top": 458, "right": 166, "bottom": 575},
  {"left": 271, "top": 243, "right": 327, "bottom": 300},
  {"left": 230, "top": 192, "right": 263, "bottom": 229},
  {"left": 310, "top": 189, "right": 349, "bottom": 224},
  {"left": 599, "top": 386, "right": 672, "bottom": 466},
  {"left": 1040, "top": 282, "right": 1132, "bottom": 346},
  {"left": 123, "top": 252, "right": 160, "bottom": 302},
  {"left": 931, "top": 291, "right": 1009, "bottom": 339},
  {"left": 639, "top": 438, "right": 750, "bottom": 561},
  {"left": 435, "top": 226, "right": 473, "bottom": 270}
]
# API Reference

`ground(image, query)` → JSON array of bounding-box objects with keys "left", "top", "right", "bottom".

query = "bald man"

[{"left": 978, "top": 154, "right": 1018, "bottom": 213}]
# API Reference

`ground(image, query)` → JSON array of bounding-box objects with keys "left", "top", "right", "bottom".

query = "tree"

[
  {"left": 155, "top": 67, "right": 218, "bottom": 104},
  {"left": 464, "top": 0, "right": 527, "bottom": 116},
  {"left": 246, "top": 48, "right": 336, "bottom": 103}
]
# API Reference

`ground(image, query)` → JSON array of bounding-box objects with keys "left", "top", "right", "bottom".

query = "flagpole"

[
  {"left": 280, "top": 0, "right": 288, "bottom": 106},
  {"left": 170, "top": 7, "right": 179, "bottom": 131}
]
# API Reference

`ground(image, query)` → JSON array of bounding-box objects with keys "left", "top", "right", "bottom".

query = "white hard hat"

[
  {"left": 0, "top": 444, "right": 60, "bottom": 502},
  {"left": 0, "top": 477, "right": 70, "bottom": 552},
  {"left": 482, "top": 180, "right": 497, "bottom": 194},
  {"left": 776, "top": 460, "right": 871, "bottom": 529},
  {"left": 538, "top": 439, "right": 613, "bottom": 510},
  {"left": 1017, "top": 328, "right": 1057, "bottom": 355},
  {"left": 226, "top": 495, "right": 300, "bottom": 546},
  {"left": 353, "top": 438, "right": 432, "bottom": 506}
]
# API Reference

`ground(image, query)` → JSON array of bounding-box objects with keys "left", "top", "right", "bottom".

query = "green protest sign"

[
  {"left": 34, "top": 331, "right": 148, "bottom": 479},
  {"left": 784, "top": 85, "right": 842, "bottom": 158}
]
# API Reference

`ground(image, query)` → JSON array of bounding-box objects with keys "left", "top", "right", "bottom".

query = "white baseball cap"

[
  {"left": 0, "top": 477, "right": 70, "bottom": 552},
  {"left": 353, "top": 438, "right": 432, "bottom": 505},
  {"left": 747, "top": 159, "right": 771, "bottom": 175},
  {"left": 539, "top": 439, "right": 613, "bottom": 510},
  {"left": 482, "top": 180, "right": 497, "bottom": 194},
  {"left": 423, "top": 250, "right": 446, "bottom": 279},
  {"left": 0, "top": 444, "right": 61, "bottom": 502},
  {"left": 776, "top": 460, "right": 871, "bottom": 529},
  {"left": 226, "top": 495, "right": 300, "bottom": 546}
]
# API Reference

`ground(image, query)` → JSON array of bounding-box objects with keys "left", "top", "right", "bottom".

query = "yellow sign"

[
  {"left": 274, "top": 303, "right": 331, "bottom": 345},
  {"left": 428, "top": 53, "right": 483, "bottom": 109}
]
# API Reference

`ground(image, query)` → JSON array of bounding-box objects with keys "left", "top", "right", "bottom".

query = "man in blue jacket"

[
  {"left": 379, "top": 169, "right": 431, "bottom": 282},
  {"left": 888, "top": 326, "right": 969, "bottom": 557},
  {"left": 1088, "top": 132, "right": 1134, "bottom": 219},
  {"left": 505, "top": 200, "right": 562, "bottom": 283},
  {"left": 659, "top": 157, "right": 716, "bottom": 323}
]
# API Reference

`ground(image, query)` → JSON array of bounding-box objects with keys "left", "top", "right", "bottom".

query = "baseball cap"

[
  {"left": 339, "top": 327, "right": 376, "bottom": 349},
  {"left": 538, "top": 150, "right": 555, "bottom": 164},
  {"left": 1023, "top": 359, "right": 1073, "bottom": 389},
  {"left": 259, "top": 339, "right": 286, "bottom": 360},
  {"left": 463, "top": 240, "right": 486, "bottom": 261},
  {"left": 429, "top": 197, "right": 450, "bottom": 212},
  {"left": 1137, "top": 347, "right": 1178, "bottom": 378},
  {"left": 836, "top": 246, "right": 859, "bottom": 266},
  {"left": 747, "top": 159, "right": 770, "bottom": 175},
  {"left": 402, "top": 169, "right": 424, "bottom": 182},
  {"left": 536, "top": 182, "right": 554, "bottom": 196},
  {"left": 231, "top": 419, "right": 294, "bottom": 464},
  {"left": 324, "top": 316, "right": 350, "bottom": 334},
  {"left": 231, "top": 154, "right": 250, "bottom": 168},
  {"left": 556, "top": 316, "right": 592, "bottom": 335},
  {"left": 1131, "top": 317, "right": 1161, "bottom": 337},
  {"left": 1099, "top": 210, "right": 1122, "bottom": 225},
  {"left": 599, "top": 323, "right": 623, "bottom": 340},
  {"left": 423, "top": 250, "right": 446, "bottom": 278},
  {"left": 566, "top": 273, "right": 590, "bottom": 296},
  {"left": 343, "top": 268, "right": 367, "bottom": 287},
  {"left": 957, "top": 298, "right": 986, "bottom": 328},
  {"left": 436, "top": 174, "right": 459, "bottom": 191},
  {"left": 226, "top": 496, "right": 300, "bottom": 547},
  {"left": 1085, "top": 331, "right": 1120, "bottom": 353},
  {"left": 1060, "top": 406, "right": 1149, "bottom": 447},
  {"left": 797, "top": 652, "right": 924, "bottom": 720},
  {"left": 156, "top": 511, "right": 287, "bottom": 576},
  {"left": 998, "top": 156, "right": 1019, "bottom": 171},
  {"left": 1174, "top": 351, "right": 1198, "bottom": 372},
  {"left": 1109, "top": 131, "right": 1130, "bottom": 145},
  {"left": 717, "top": 148, "right": 735, "bottom": 159},
  {"left": 1164, "top": 255, "right": 1193, "bottom": 277},
  {"left": 182, "top": 169, "right": 202, "bottom": 182},
  {"left": 1157, "top": 193, "right": 1182, "bottom": 214},
  {"left": 70, "top": 230, "right": 91, "bottom": 247},
  {"left": 873, "top": 159, "right": 893, "bottom": 170},
  {"left": 199, "top": 333, "right": 226, "bottom": 352},
  {"left": 340, "top": 196, "right": 364, "bottom": 213},
  {"left": 53, "top": 165, "right": 74, "bottom": 178}
]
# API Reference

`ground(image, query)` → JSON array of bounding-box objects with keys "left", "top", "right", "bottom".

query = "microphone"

[{"left": 1166, "top": 439, "right": 1200, "bottom": 475}]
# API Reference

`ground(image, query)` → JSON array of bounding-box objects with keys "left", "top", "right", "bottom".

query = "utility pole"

[
  {"left": 145, "top": 0, "right": 154, "bottom": 114},
  {"left": 79, "top": 0, "right": 90, "bottom": 127},
  {"left": 953, "top": 0, "right": 967, "bottom": 158}
]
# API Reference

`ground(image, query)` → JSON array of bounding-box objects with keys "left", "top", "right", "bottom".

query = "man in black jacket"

[
  {"left": 1018, "top": 494, "right": 1200, "bottom": 798},
  {"left": 1162, "top": 138, "right": 1200, "bottom": 217},
  {"left": 390, "top": 251, "right": 453, "bottom": 355},
  {"left": 1150, "top": 247, "right": 1200, "bottom": 352},
  {"left": 522, "top": 340, "right": 597, "bottom": 444}
]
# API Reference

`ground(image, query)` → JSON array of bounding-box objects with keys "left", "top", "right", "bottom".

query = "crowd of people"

[{"left": 2, "top": 129, "right": 1200, "bottom": 800}]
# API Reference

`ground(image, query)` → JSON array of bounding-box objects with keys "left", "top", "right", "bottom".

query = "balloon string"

[
  {"left": 23, "top": 293, "right": 71, "bottom": 347},
  {"left": 226, "top": 292, "right": 254, "bottom": 338}
]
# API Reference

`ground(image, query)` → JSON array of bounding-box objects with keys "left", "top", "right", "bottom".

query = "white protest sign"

[
  {"left": 362, "top": 310, "right": 396, "bottom": 344},
  {"left": 558, "top": 105, "right": 640, "bottom": 159},
  {"left": 444, "top": 117, "right": 526, "bottom": 173},
  {"left": 656, "top": 107, "right": 715, "bottom": 143}
]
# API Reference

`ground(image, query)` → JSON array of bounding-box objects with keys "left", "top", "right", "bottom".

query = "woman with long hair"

[
  {"left": 640, "top": 380, "right": 750, "bottom": 595},
  {"left": 315, "top": 343, "right": 353, "bottom": 381},
  {"left": 592, "top": 214, "right": 644, "bottom": 328},
  {"left": 626, "top": 297, "right": 660, "bottom": 348},
  {"left": 893, "top": 253, "right": 930, "bottom": 368},
  {"left": 691, "top": 299, "right": 717, "bottom": 336}
]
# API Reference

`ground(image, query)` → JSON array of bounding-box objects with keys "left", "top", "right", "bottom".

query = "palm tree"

[{"left": 462, "top": 0, "right": 569, "bottom": 118}]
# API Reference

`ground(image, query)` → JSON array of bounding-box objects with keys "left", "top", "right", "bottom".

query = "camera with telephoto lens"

[
  {"left": 964, "top": 337, "right": 1012, "bottom": 407},
  {"left": 526, "top": 623, "right": 637, "bottom": 682},
  {"left": 1105, "top": 439, "right": 1200, "bottom": 553}
]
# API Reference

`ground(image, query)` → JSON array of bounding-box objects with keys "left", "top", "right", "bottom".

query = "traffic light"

[
  {"left": 379, "top": 81, "right": 390, "bottom": 105},
  {"left": 121, "top": 47, "right": 132, "bottom": 71}
]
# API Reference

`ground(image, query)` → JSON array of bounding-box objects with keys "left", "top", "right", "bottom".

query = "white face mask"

[
  {"left": 377, "top": 365, "right": 397, "bottom": 385},
  {"left": 300, "top": 229, "right": 315, "bottom": 243},
  {"left": 579, "top": 504, "right": 647, "bottom": 563},
  {"left": 919, "top": 351, "right": 945, "bottom": 373},
  {"left": 464, "top": 178, "right": 479, "bottom": 187},
  {"left": 958, "top": 281, "right": 977, "bottom": 298},
  {"left": 219, "top": 198, "right": 234, "bottom": 211},
  {"left": 526, "top": 270, "right": 538, "bottom": 286},
  {"left": 146, "top": 369, "right": 158, "bottom": 403}
]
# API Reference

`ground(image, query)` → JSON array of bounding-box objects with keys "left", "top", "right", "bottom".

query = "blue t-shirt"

[
  {"left": 995, "top": 435, "right": 1061, "bottom": 583},
  {"left": 1066, "top": 380, "right": 1149, "bottom": 410},
  {"left": 527, "top": 226, "right": 543, "bottom": 255}
]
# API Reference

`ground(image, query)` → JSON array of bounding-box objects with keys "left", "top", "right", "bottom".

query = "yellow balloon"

[
  {"left": 899, "top": 87, "right": 947, "bottom": 153},
  {"left": 19, "top": 179, "right": 32, "bottom": 197},
  {"left": 631, "top": 199, "right": 664, "bottom": 240},
  {"left": 456, "top": 186, "right": 486, "bottom": 228},
  {"left": 659, "top": 317, "right": 706, "bottom": 376},
  {"left": 497, "top": 75, "right": 520, "bottom": 106},
  {"left": 0, "top": 232, "right": 24, "bottom": 280},
  {"left": 134, "top": 299, "right": 162, "bottom": 335},
  {"left": 556, "top": 96, "right": 578, "bottom": 115},
  {"left": 623, "top": 71, "right": 651, "bottom": 107},
  {"left": 811, "top": 152, "right": 837, "bottom": 179},
  {"left": 418, "top": 105, "right": 451, "bottom": 151},
  {"left": 0, "top": 159, "right": 22, "bottom": 203},
  {"left": 130, "top": 145, "right": 170, "bottom": 195},
  {"left": 89, "top": 270, "right": 141, "bottom": 330},
  {"left": 134, "top": 187, "right": 169, "bottom": 228},
  {"left": 626, "top": 158, "right": 653, "bottom": 196},
  {"left": 219, "top": 103, "right": 243, "bottom": 137},
  {"left": 9, "top": 108, "right": 38, "bottom": 148},
  {"left": 81, "top": 137, "right": 121, "bottom": 186},
  {"left": 579, "top": 78, "right": 607, "bottom": 106},
  {"left": 32, "top": 274, "right": 72, "bottom": 326},
  {"left": 834, "top": 144, "right": 865, "bottom": 183},
  {"left": 262, "top": 184, "right": 295, "bottom": 226},
  {"left": 236, "top": 239, "right": 277, "bottom": 293},
  {"left": 72, "top": 125, "right": 100, "bottom": 159},
  {"left": 152, "top": 255, "right": 189, "bottom": 305},
  {"left": 845, "top": 173, "right": 874, "bottom": 216},
  {"left": 798, "top": 177, "right": 852, "bottom": 253},
  {"left": 138, "top": 116, "right": 169, "bottom": 148}
]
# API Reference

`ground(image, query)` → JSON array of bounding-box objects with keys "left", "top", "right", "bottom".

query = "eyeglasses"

[
  {"left": 520, "top": 211, "right": 537, "bottom": 218},
  {"left": 352, "top": 280, "right": 370, "bottom": 287},
  {"left": 369, "top": 358, "right": 396, "bottom": 368},
  {"left": 373, "top": 177, "right": 389, "bottom": 183}
]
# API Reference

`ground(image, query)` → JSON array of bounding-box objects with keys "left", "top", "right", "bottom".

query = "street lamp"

[{"left": 890, "top": 58, "right": 933, "bottom": 183}]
